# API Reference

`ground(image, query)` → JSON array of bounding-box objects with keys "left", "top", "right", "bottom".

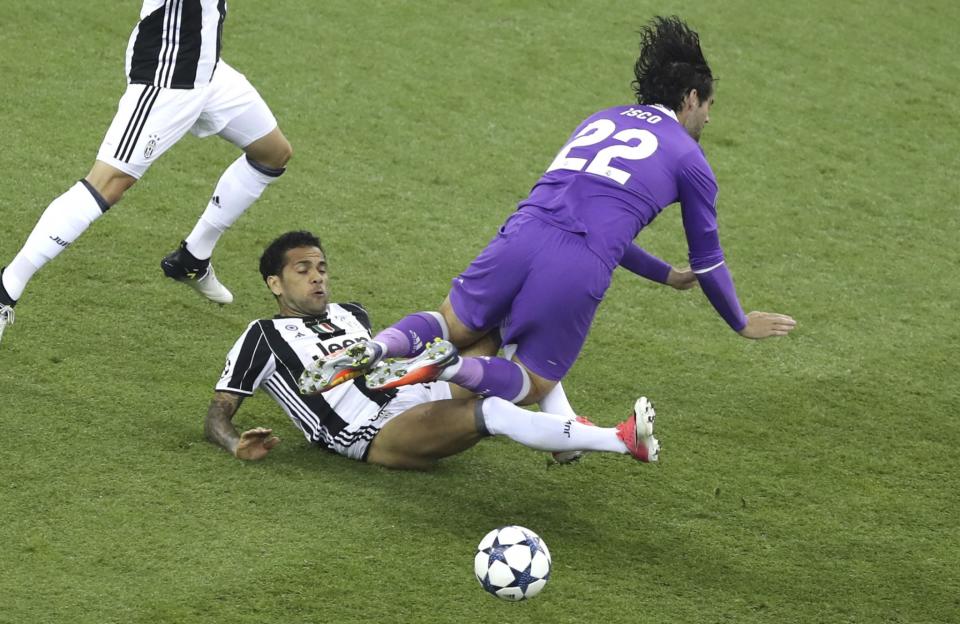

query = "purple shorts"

[{"left": 449, "top": 211, "right": 612, "bottom": 381}]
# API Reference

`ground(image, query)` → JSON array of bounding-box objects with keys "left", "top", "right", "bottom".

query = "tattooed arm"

[{"left": 204, "top": 391, "right": 280, "bottom": 460}]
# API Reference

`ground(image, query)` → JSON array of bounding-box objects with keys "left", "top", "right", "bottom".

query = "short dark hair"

[
  {"left": 259, "top": 231, "right": 324, "bottom": 282},
  {"left": 632, "top": 16, "right": 714, "bottom": 111}
]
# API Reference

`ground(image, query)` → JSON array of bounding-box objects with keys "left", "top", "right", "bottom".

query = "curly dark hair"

[
  {"left": 259, "top": 230, "right": 324, "bottom": 282},
  {"left": 632, "top": 16, "right": 713, "bottom": 111}
]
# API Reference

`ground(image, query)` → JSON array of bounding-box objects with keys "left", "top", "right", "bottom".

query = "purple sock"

[
  {"left": 444, "top": 357, "right": 528, "bottom": 403},
  {"left": 374, "top": 312, "right": 446, "bottom": 357}
]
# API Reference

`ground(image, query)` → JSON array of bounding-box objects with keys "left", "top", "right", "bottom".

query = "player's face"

[
  {"left": 682, "top": 90, "right": 713, "bottom": 142},
  {"left": 270, "top": 246, "right": 329, "bottom": 316}
]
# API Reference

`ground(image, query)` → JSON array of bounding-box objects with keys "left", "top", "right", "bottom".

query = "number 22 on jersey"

[{"left": 546, "top": 118, "right": 658, "bottom": 185}]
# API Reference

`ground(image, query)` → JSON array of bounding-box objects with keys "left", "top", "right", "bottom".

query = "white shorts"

[
  {"left": 326, "top": 382, "right": 454, "bottom": 461},
  {"left": 96, "top": 62, "right": 278, "bottom": 179}
]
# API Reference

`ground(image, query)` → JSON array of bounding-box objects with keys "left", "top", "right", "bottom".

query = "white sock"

[
  {"left": 481, "top": 397, "right": 628, "bottom": 453},
  {"left": 539, "top": 381, "right": 577, "bottom": 418},
  {"left": 184, "top": 155, "right": 281, "bottom": 260},
  {"left": 2, "top": 181, "right": 104, "bottom": 301}
]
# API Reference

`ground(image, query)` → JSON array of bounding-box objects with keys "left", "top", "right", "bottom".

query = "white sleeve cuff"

[{"left": 693, "top": 261, "right": 725, "bottom": 275}]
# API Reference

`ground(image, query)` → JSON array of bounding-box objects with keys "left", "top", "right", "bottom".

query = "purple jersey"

[
  {"left": 518, "top": 104, "right": 746, "bottom": 331},
  {"left": 519, "top": 104, "right": 721, "bottom": 271},
  {"left": 449, "top": 104, "right": 747, "bottom": 383}
]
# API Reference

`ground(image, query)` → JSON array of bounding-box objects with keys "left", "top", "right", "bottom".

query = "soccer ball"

[{"left": 474, "top": 525, "right": 551, "bottom": 601}]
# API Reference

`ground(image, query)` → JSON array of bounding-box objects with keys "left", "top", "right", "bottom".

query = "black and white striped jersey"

[
  {"left": 216, "top": 303, "right": 399, "bottom": 448},
  {"left": 125, "top": 0, "right": 227, "bottom": 89}
]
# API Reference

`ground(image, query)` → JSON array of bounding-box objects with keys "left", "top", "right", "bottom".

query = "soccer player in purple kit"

[{"left": 304, "top": 16, "right": 796, "bottom": 419}]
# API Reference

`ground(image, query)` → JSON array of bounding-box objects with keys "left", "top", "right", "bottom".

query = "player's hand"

[
  {"left": 738, "top": 311, "right": 797, "bottom": 339},
  {"left": 666, "top": 266, "right": 698, "bottom": 290},
  {"left": 234, "top": 427, "right": 281, "bottom": 460}
]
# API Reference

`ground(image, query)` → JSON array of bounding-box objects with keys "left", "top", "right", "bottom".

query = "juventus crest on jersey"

[
  {"left": 216, "top": 303, "right": 398, "bottom": 449},
  {"left": 126, "top": 0, "right": 228, "bottom": 89}
]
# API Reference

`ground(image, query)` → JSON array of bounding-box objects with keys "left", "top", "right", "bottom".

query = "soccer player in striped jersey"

[
  {"left": 0, "top": 1, "right": 291, "bottom": 345},
  {"left": 204, "top": 231, "right": 660, "bottom": 469},
  {"left": 308, "top": 16, "right": 796, "bottom": 409}
]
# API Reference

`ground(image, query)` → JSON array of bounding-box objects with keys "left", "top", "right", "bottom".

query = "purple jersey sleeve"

[
  {"left": 619, "top": 244, "right": 671, "bottom": 284},
  {"left": 677, "top": 151, "right": 724, "bottom": 271},
  {"left": 677, "top": 151, "right": 748, "bottom": 331},
  {"left": 697, "top": 265, "right": 748, "bottom": 332}
]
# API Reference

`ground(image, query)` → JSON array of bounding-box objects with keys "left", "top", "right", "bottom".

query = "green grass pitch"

[{"left": 1, "top": 1, "right": 958, "bottom": 622}]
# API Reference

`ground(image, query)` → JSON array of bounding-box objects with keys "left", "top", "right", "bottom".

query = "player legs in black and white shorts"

[
  {"left": 97, "top": 62, "right": 280, "bottom": 179},
  {"left": 326, "top": 381, "right": 456, "bottom": 462},
  {"left": 0, "top": 61, "right": 291, "bottom": 342}
]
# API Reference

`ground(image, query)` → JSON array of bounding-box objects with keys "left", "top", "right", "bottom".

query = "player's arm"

[
  {"left": 677, "top": 154, "right": 796, "bottom": 339},
  {"left": 619, "top": 244, "right": 697, "bottom": 290},
  {"left": 205, "top": 391, "right": 244, "bottom": 454},
  {"left": 208, "top": 321, "right": 281, "bottom": 459},
  {"left": 204, "top": 391, "right": 280, "bottom": 460}
]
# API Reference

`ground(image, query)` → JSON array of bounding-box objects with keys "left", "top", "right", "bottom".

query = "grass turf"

[{"left": 1, "top": 1, "right": 957, "bottom": 622}]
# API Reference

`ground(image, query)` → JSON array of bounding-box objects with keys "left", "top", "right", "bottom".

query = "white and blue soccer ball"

[{"left": 474, "top": 525, "right": 551, "bottom": 601}]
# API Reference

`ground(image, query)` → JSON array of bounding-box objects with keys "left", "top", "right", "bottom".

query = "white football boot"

[
  {"left": 0, "top": 304, "right": 14, "bottom": 346},
  {"left": 187, "top": 264, "right": 234, "bottom": 304},
  {"left": 161, "top": 243, "right": 233, "bottom": 304}
]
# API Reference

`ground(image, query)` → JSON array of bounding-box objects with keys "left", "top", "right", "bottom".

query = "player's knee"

[
  {"left": 84, "top": 167, "right": 136, "bottom": 206},
  {"left": 439, "top": 299, "right": 483, "bottom": 347},
  {"left": 101, "top": 182, "right": 133, "bottom": 206},
  {"left": 262, "top": 136, "right": 293, "bottom": 169},
  {"left": 273, "top": 138, "right": 293, "bottom": 168},
  {"left": 516, "top": 387, "right": 546, "bottom": 406},
  {"left": 244, "top": 130, "right": 292, "bottom": 171},
  {"left": 516, "top": 376, "right": 555, "bottom": 406}
]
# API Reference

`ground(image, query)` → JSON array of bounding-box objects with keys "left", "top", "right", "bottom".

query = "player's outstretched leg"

[
  {"left": 615, "top": 396, "right": 660, "bottom": 462},
  {"left": 160, "top": 241, "right": 234, "bottom": 304},
  {"left": 477, "top": 396, "right": 660, "bottom": 462},
  {"left": 299, "top": 340, "right": 386, "bottom": 394},
  {"left": 365, "top": 338, "right": 460, "bottom": 390},
  {"left": 0, "top": 177, "right": 112, "bottom": 344}
]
